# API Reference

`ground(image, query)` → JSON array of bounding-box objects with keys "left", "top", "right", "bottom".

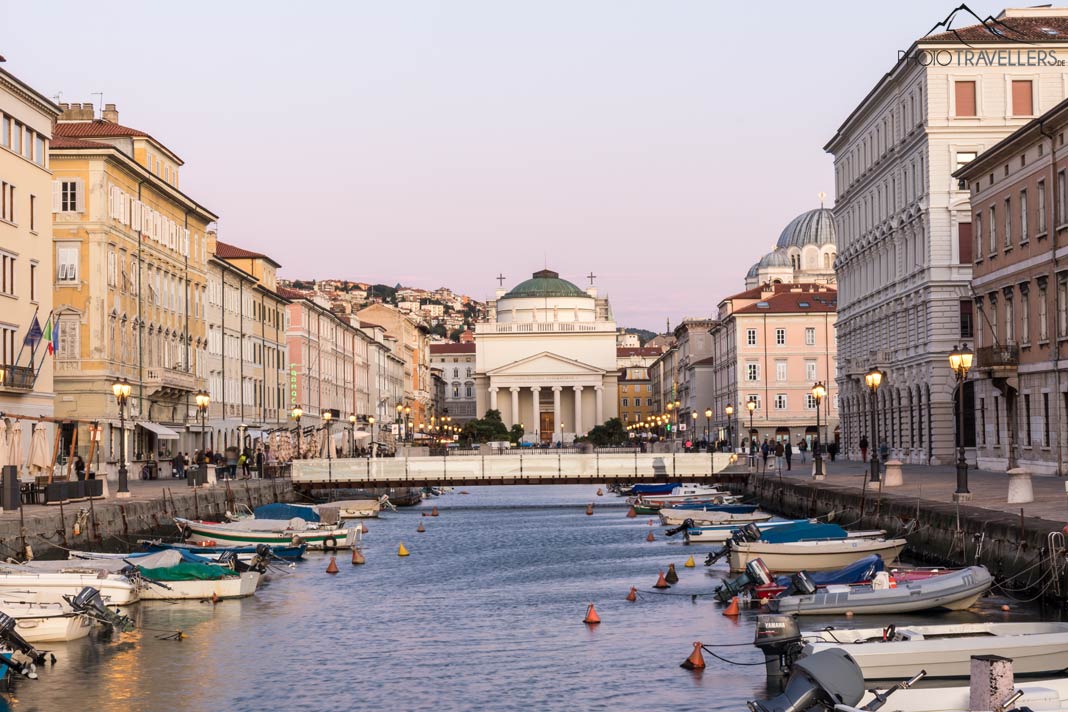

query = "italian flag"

[{"left": 43, "top": 318, "right": 59, "bottom": 356}]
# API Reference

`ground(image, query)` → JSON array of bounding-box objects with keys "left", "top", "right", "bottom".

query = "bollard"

[
  {"left": 969, "top": 655, "right": 1014, "bottom": 712},
  {"left": 883, "top": 459, "right": 903, "bottom": 487},
  {"left": 1006, "top": 468, "right": 1034, "bottom": 504}
]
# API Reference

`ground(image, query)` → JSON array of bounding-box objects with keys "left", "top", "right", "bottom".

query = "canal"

[{"left": 9, "top": 485, "right": 1046, "bottom": 711}]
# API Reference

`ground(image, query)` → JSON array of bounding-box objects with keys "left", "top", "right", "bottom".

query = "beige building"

[
  {"left": 0, "top": 64, "right": 60, "bottom": 467},
  {"left": 827, "top": 6, "right": 1068, "bottom": 464},
  {"left": 356, "top": 303, "right": 431, "bottom": 427},
  {"left": 50, "top": 103, "right": 217, "bottom": 471},
  {"left": 430, "top": 342, "right": 477, "bottom": 422}
]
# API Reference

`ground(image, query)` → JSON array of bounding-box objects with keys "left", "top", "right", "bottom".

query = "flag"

[
  {"left": 51, "top": 320, "right": 60, "bottom": 356},
  {"left": 24, "top": 315, "right": 42, "bottom": 348}
]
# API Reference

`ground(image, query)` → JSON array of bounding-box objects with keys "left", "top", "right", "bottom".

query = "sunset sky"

[{"left": 0, "top": 1, "right": 1010, "bottom": 329}]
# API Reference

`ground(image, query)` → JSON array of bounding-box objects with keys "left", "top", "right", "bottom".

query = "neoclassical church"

[
  {"left": 745, "top": 208, "right": 839, "bottom": 288},
  {"left": 474, "top": 270, "right": 619, "bottom": 443}
]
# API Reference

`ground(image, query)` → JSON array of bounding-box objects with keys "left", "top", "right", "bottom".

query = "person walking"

[
  {"left": 879, "top": 441, "right": 890, "bottom": 476},
  {"left": 797, "top": 439, "right": 807, "bottom": 464},
  {"left": 73, "top": 455, "right": 86, "bottom": 481},
  {"left": 761, "top": 439, "right": 770, "bottom": 473},
  {"left": 784, "top": 440, "right": 793, "bottom": 471},
  {"left": 859, "top": 434, "right": 869, "bottom": 463},
  {"left": 241, "top": 447, "right": 252, "bottom": 479},
  {"left": 774, "top": 440, "right": 785, "bottom": 475},
  {"left": 828, "top": 441, "right": 838, "bottom": 462},
  {"left": 172, "top": 451, "right": 185, "bottom": 480}
]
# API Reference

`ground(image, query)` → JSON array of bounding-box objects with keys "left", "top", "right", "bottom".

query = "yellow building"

[
  {"left": 356, "top": 303, "right": 431, "bottom": 428},
  {"left": 50, "top": 103, "right": 217, "bottom": 475},
  {"left": 0, "top": 64, "right": 60, "bottom": 469}
]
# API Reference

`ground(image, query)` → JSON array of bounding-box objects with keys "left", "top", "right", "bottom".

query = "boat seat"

[{"left": 894, "top": 627, "right": 923, "bottom": 640}]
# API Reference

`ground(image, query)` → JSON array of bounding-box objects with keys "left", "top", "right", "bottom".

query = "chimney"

[{"left": 102, "top": 103, "right": 118, "bottom": 123}]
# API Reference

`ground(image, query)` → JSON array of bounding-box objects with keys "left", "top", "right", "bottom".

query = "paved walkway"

[{"left": 745, "top": 456, "right": 1068, "bottom": 523}]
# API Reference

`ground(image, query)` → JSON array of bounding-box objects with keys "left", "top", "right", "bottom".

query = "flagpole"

[
  {"left": 14, "top": 305, "right": 40, "bottom": 368},
  {"left": 32, "top": 310, "right": 56, "bottom": 380}
]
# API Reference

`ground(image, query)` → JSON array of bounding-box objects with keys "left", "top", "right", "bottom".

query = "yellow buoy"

[
  {"left": 684, "top": 555, "right": 695, "bottom": 568},
  {"left": 398, "top": 542, "right": 410, "bottom": 557}
]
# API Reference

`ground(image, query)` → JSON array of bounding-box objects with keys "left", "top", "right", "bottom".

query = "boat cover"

[
  {"left": 254, "top": 503, "right": 321, "bottom": 523},
  {"left": 666, "top": 504, "right": 758, "bottom": 514},
  {"left": 138, "top": 561, "right": 238, "bottom": 581},
  {"left": 0, "top": 549, "right": 186, "bottom": 574},
  {"left": 758, "top": 522, "right": 848, "bottom": 544},
  {"left": 627, "top": 483, "right": 680, "bottom": 495},
  {"left": 771, "top": 554, "right": 885, "bottom": 588}
]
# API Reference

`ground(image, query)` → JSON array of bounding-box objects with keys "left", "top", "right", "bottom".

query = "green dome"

[{"left": 503, "top": 270, "right": 589, "bottom": 299}]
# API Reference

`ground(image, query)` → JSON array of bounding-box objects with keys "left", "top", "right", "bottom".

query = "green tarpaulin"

[{"left": 138, "top": 562, "right": 238, "bottom": 581}]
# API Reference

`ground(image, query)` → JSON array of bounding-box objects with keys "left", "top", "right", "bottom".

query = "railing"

[
  {"left": 144, "top": 367, "right": 196, "bottom": 391},
  {"left": 976, "top": 344, "right": 1019, "bottom": 369},
  {"left": 475, "top": 321, "right": 616, "bottom": 335},
  {"left": 0, "top": 364, "right": 36, "bottom": 392}
]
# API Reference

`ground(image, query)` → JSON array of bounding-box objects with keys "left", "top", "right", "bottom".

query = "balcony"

[
  {"left": 0, "top": 365, "right": 36, "bottom": 393},
  {"left": 144, "top": 367, "right": 197, "bottom": 398},
  {"left": 976, "top": 344, "right": 1019, "bottom": 370}
]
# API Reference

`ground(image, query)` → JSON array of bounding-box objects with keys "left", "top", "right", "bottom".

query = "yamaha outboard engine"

[
  {"left": 0, "top": 612, "right": 44, "bottom": 679},
  {"left": 753, "top": 614, "right": 803, "bottom": 679},
  {"left": 783, "top": 571, "right": 817, "bottom": 597},
  {"left": 66, "top": 586, "right": 135, "bottom": 633},
  {"left": 715, "top": 559, "right": 773, "bottom": 603},
  {"left": 664, "top": 518, "right": 695, "bottom": 538},
  {"left": 705, "top": 523, "right": 763, "bottom": 566},
  {"left": 747, "top": 649, "right": 865, "bottom": 712}
]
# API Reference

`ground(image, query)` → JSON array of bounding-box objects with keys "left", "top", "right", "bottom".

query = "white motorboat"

[
  {"left": 685, "top": 521, "right": 885, "bottom": 544},
  {"left": 138, "top": 570, "right": 261, "bottom": 601},
  {"left": 0, "top": 602, "right": 92, "bottom": 643},
  {"left": 728, "top": 537, "right": 906, "bottom": 573},
  {"left": 770, "top": 566, "right": 992, "bottom": 615},
  {"left": 176, "top": 517, "right": 361, "bottom": 550},
  {"left": 855, "top": 678, "right": 1068, "bottom": 711},
  {"left": 803, "top": 621, "right": 1068, "bottom": 680},
  {"left": 0, "top": 567, "right": 140, "bottom": 606},
  {"left": 659, "top": 509, "right": 773, "bottom": 526},
  {"left": 332, "top": 499, "right": 382, "bottom": 519}
]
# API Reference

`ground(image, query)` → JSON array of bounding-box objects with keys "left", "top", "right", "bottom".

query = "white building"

[
  {"left": 474, "top": 269, "right": 618, "bottom": 443},
  {"left": 826, "top": 6, "right": 1068, "bottom": 464},
  {"left": 430, "top": 342, "right": 477, "bottom": 422}
]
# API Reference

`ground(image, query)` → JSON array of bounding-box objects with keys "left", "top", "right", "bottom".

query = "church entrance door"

[{"left": 540, "top": 412, "right": 554, "bottom": 444}]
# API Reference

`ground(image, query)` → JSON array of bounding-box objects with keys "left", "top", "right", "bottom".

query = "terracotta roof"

[
  {"left": 616, "top": 347, "right": 662, "bottom": 357},
  {"left": 733, "top": 290, "right": 837, "bottom": 315},
  {"left": 360, "top": 321, "right": 383, "bottom": 330},
  {"left": 214, "top": 240, "right": 281, "bottom": 268},
  {"left": 430, "top": 343, "right": 476, "bottom": 354},
  {"left": 50, "top": 135, "right": 111, "bottom": 149},
  {"left": 54, "top": 119, "right": 149, "bottom": 138},
  {"left": 925, "top": 16, "right": 1068, "bottom": 43},
  {"left": 277, "top": 286, "right": 307, "bottom": 300}
]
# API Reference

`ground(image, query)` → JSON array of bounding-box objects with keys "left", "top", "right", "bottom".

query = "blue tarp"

[
  {"left": 254, "top": 503, "right": 320, "bottom": 523},
  {"left": 627, "top": 483, "right": 681, "bottom": 495},
  {"left": 772, "top": 554, "right": 885, "bottom": 587},
  {"left": 758, "top": 521, "right": 848, "bottom": 543}
]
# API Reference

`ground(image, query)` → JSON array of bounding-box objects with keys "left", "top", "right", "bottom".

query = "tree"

[
  {"left": 458, "top": 409, "right": 510, "bottom": 445},
  {"left": 509, "top": 424, "right": 525, "bottom": 445},
  {"left": 581, "top": 417, "right": 628, "bottom": 447}
]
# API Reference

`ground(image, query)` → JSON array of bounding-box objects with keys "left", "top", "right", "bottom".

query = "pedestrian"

[
  {"left": 797, "top": 439, "right": 807, "bottom": 464},
  {"left": 859, "top": 434, "right": 869, "bottom": 463},
  {"left": 241, "top": 447, "right": 252, "bottom": 479},
  {"left": 879, "top": 441, "right": 890, "bottom": 469},
  {"left": 774, "top": 440, "right": 785, "bottom": 474},
  {"left": 761, "top": 439, "right": 770, "bottom": 473},
  {"left": 784, "top": 440, "right": 793, "bottom": 471},
  {"left": 172, "top": 451, "right": 185, "bottom": 480},
  {"left": 749, "top": 438, "right": 758, "bottom": 469},
  {"left": 73, "top": 455, "right": 86, "bottom": 481},
  {"left": 828, "top": 441, "right": 838, "bottom": 462},
  {"left": 255, "top": 448, "right": 265, "bottom": 479}
]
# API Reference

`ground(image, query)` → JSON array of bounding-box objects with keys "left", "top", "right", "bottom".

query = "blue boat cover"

[
  {"left": 628, "top": 483, "right": 680, "bottom": 495},
  {"left": 772, "top": 554, "right": 884, "bottom": 587},
  {"left": 254, "top": 503, "right": 320, "bottom": 522},
  {"left": 758, "top": 521, "right": 847, "bottom": 543},
  {"left": 668, "top": 503, "right": 758, "bottom": 514}
]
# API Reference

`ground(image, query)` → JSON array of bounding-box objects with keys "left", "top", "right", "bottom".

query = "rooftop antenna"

[
  {"left": 53, "top": 91, "right": 63, "bottom": 104},
  {"left": 90, "top": 92, "right": 103, "bottom": 119}
]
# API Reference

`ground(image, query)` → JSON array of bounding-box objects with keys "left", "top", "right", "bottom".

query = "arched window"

[
  {"left": 465, "top": 382, "right": 474, "bottom": 398},
  {"left": 452, "top": 382, "right": 460, "bottom": 398}
]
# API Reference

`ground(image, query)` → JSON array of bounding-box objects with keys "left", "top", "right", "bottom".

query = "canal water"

[{"left": 8, "top": 485, "right": 1044, "bottom": 712}]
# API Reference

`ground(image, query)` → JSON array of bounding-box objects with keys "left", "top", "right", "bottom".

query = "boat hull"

[
  {"left": 177, "top": 518, "right": 359, "bottom": 550},
  {"left": 1, "top": 604, "right": 92, "bottom": 643},
  {"left": 659, "top": 510, "right": 772, "bottom": 526},
  {"left": 139, "top": 571, "right": 261, "bottom": 600},
  {"left": 0, "top": 573, "right": 139, "bottom": 605},
  {"left": 729, "top": 538, "right": 906, "bottom": 573}
]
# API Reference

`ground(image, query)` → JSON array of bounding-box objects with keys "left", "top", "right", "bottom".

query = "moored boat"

[
  {"left": 0, "top": 602, "right": 92, "bottom": 643},
  {"left": 658, "top": 508, "right": 772, "bottom": 526},
  {"left": 0, "top": 566, "right": 140, "bottom": 606},
  {"left": 176, "top": 517, "right": 360, "bottom": 550},
  {"left": 137, "top": 540, "right": 306, "bottom": 561},
  {"left": 728, "top": 537, "right": 906, "bottom": 573}
]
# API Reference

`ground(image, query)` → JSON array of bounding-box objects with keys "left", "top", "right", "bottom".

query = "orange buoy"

[
  {"left": 586, "top": 504, "right": 594, "bottom": 516},
  {"left": 653, "top": 570, "right": 670, "bottom": 589},
  {"left": 626, "top": 586, "right": 637, "bottom": 602},
  {"left": 646, "top": 530, "right": 655, "bottom": 542},
  {"left": 583, "top": 603, "right": 601, "bottom": 625},
  {"left": 665, "top": 563, "right": 679, "bottom": 584},
  {"left": 626, "top": 506, "right": 637, "bottom": 518},
  {"left": 431, "top": 506, "right": 439, "bottom": 517},
  {"left": 680, "top": 641, "right": 706, "bottom": 670},
  {"left": 1001, "top": 604, "right": 1011, "bottom": 612},
  {"left": 722, "top": 596, "right": 740, "bottom": 616},
  {"left": 416, "top": 521, "right": 426, "bottom": 533},
  {"left": 596, "top": 488, "right": 603, "bottom": 496},
  {"left": 361, "top": 522, "right": 369, "bottom": 534},
  {"left": 326, "top": 556, "right": 339, "bottom": 574},
  {"left": 351, "top": 548, "right": 366, "bottom": 565}
]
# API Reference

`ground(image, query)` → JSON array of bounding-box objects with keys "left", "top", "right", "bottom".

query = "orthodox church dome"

[
  {"left": 775, "top": 208, "right": 836, "bottom": 249},
  {"left": 502, "top": 270, "right": 589, "bottom": 299}
]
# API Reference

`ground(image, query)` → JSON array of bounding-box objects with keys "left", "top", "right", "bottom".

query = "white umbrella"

[
  {"left": 0, "top": 420, "right": 8, "bottom": 469},
  {"left": 28, "top": 424, "right": 51, "bottom": 475},
  {"left": 8, "top": 420, "right": 24, "bottom": 473}
]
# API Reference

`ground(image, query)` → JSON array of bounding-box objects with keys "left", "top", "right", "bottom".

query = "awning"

[{"left": 137, "top": 421, "right": 180, "bottom": 440}]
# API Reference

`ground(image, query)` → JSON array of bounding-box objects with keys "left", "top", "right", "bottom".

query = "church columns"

[
  {"left": 573, "top": 386, "right": 584, "bottom": 436},
  {"left": 594, "top": 386, "right": 604, "bottom": 425},
  {"left": 531, "top": 386, "right": 541, "bottom": 439},
  {"left": 489, "top": 387, "right": 499, "bottom": 413},
  {"left": 509, "top": 387, "right": 520, "bottom": 428},
  {"left": 552, "top": 386, "right": 562, "bottom": 441}
]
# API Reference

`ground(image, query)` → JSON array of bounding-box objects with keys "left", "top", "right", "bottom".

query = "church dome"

[
  {"left": 746, "top": 262, "right": 761, "bottom": 279},
  {"left": 503, "top": 270, "right": 589, "bottom": 299},
  {"left": 758, "top": 249, "right": 792, "bottom": 268},
  {"left": 776, "top": 208, "right": 836, "bottom": 249}
]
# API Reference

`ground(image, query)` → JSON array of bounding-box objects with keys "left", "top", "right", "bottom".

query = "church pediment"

[{"left": 487, "top": 351, "right": 606, "bottom": 377}]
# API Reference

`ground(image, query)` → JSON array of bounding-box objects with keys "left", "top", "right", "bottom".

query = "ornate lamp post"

[
  {"left": 864, "top": 368, "right": 884, "bottom": 483},
  {"left": 368, "top": 416, "right": 376, "bottom": 456},
  {"left": 112, "top": 379, "right": 133, "bottom": 497},
  {"left": 404, "top": 405, "right": 412, "bottom": 442},
  {"left": 811, "top": 381, "right": 827, "bottom": 481},
  {"left": 195, "top": 389, "right": 210, "bottom": 485},
  {"left": 949, "top": 344, "right": 974, "bottom": 502},
  {"left": 703, "top": 407, "right": 712, "bottom": 448},
  {"left": 322, "top": 409, "right": 333, "bottom": 458},
  {"left": 396, "top": 403, "right": 404, "bottom": 443},
  {"left": 747, "top": 398, "right": 757, "bottom": 467},
  {"left": 725, "top": 404, "right": 735, "bottom": 453},
  {"left": 349, "top": 414, "right": 358, "bottom": 456},
  {"left": 292, "top": 406, "right": 303, "bottom": 460}
]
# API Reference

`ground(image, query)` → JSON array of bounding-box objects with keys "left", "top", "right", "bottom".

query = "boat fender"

[
  {"left": 323, "top": 536, "right": 338, "bottom": 550},
  {"left": 198, "top": 540, "right": 217, "bottom": 547},
  {"left": 181, "top": 527, "right": 193, "bottom": 541},
  {"left": 291, "top": 535, "right": 304, "bottom": 546}
]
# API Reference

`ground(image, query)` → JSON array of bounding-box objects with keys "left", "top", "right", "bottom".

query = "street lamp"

[
  {"left": 112, "top": 378, "right": 133, "bottom": 496},
  {"left": 864, "top": 367, "right": 884, "bottom": 483},
  {"left": 725, "top": 404, "right": 735, "bottom": 453},
  {"left": 949, "top": 344, "right": 974, "bottom": 502},
  {"left": 704, "top": 407, "right": 712, "bottom": 448},
  {"left": 811, "top": 381, "right": 827, "bottom": 480},
  {"left": 404, "top": 405, "right": 412, "bottom": 442},
  {"left": 322, "top": 410, "right": 333, "bottom": 459},
  {"left": 690, "top": 411, "right": 698, "bottom": 446},
  {"left": 292, "top": 406, "right": 303, "bottom": 459},
  {"left": 368, "top": 416, "right": 376, "bottom": 455},
  {"left": 396, "top": 404, "right": 404, "bottom": 443},
  {"left": 195, "top": 389, "right": 210, "bottom": 486},
  {"left": 747, "top": 399, "right": 757, "bottom": 467},
  {"left": 349, "top": 414, "right": 358, "bottom": 457}
]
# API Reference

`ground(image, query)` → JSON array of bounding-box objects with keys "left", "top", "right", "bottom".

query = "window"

[
  {"left": 622, "top": 398, "right": 629, "bottom": 407},
  {"left": 57, "top": 317, "right": 79, "bottom": 360},
  {"left": 805, "top": 360, "right": 817, "bottom": 381},
  {"left": 994, "top": 397, "right": 1001, "bottom": 445},
  {"left": 451, "top": 383, "right": 459, "bottom": 398},
  {"left": 1059, "top": 275, "right": 1068, "bottom": 338},
  {"left": 746, "top": 363, "right": 760, "bottom": 381},
  {"left": 1038, "top": 180, "right": 1047, "bottom": 233},
  {"left": 804, "top": 327, "right": 816, "bottom": 346},
  {"left": 646, "top": 398, "right": 653, "bottom": 406},
  {"left": 466, "top": 367, "right": 472, "bottom": 377},
  {"left": 0, "top": 117, "right": 7, "bottom": 147},
  {"left": 56, "top": 180, "right": 84, "bottom": 213},
  {"left": 1020, "top": 190, "right": 1028, "bottom": 242},
  {"left": 975, "top": 213, "right": 983, "bottom": 257},
  {"left": 1039, "top": 286, "right": 1049, "bottom": 341},
  {"left": 1011, "top": 80, "right": 1033, "bottom": 116},
  {"left": 0, "top": 181, "right": 13, "bottom": 223},
  {"left": 0, "top": 253, "right": 13, "bottom": 296},
  {"left": 747, "top": 395, "right": 761, "bottom": 410},
  {"left": 806, "top": 394, "right": 818, "bottom": 409},
  {"left": 954, "top": 80, "right": 977, "bottom": 117},
  {"left": 989, "top": 205, "right": 997, "bottom": 251},
  {"left": 452, "top": 367, "right": 458, "bottom": 378},
  {"left": 746, "top": 328, "right": 757, "bottom": 346},
  {"left": 775, "top": 328, "right": 785, "bottom": 346},
  {"left": 960, "top": 299, "right": 974, "bottom": 338},
  {"left": 1059, "top": 171, "right": 1067, "bottom": 226},
  {"left": 0, "top": 325, "right": 15, "bottom": 367},
  {"left": 1004, "top": 197, "right": 1012, "bottom": 247},
  {"left": 1021, "top": 290, "right": 1030, "bottom": 344},
  {"left": 955, "top": 151, "right": 977, "bottom": 171},
  {"left": 57, "top": 245, "right": 78, "bottom": 283},
  {"left": 29, "top": 262, "right": 36, "bottom": 302},
  {"left": 1024, "top": 393, "right": 1032, "bottom": 447},
  {"left": 1005, "top": 294, "right": 1014, "bottom": 343},
  {"left": 1043, "top": 392, "right": 1051, "bottom": 446},
  {"left": 774, "top": 393, "right": 787, "bottom": 410},
  {"left": 775, "top": 360, "right": 787, "bottom": 382},
  {"left": 958, "top": 222, "right": 972, "bottom": 263},
  {"left": 979, "top": 397, "right": 987, "bottom": 445}
]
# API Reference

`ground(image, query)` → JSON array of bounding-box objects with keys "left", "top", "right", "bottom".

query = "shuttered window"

[
  {"left": 1012, "top": 80, "right": 1033, "bottom": 117},
  {"left": 958, "top": 222, "right": 972, "bottom": 263},
  {"left": 955, "top": 81, "right": 977, "bottom": 117}
]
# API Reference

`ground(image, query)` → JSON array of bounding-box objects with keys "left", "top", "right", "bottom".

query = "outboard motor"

[
  {"left": 66, "top": 586, "right": 135, "bottom": 633},
  {"left": 0, "top": 612, "right": 44, "bottom": 679},
  {"left": 715, "top": 559, "right": 773, "bottom": 603},
  {"left": 664, "top": 518, "right": 695, "bottom": 538},
  {"left": 782, "top": 571, "right": 817, "bottom": 597},
  {"left": 753, "top": 614, "right": 803, "bottom": 679},
  {"left": 747, "top": 649, "right": 865, "bottom": 712},
  {"left": 705, "top": 523, "right": 763, "bottom": 566}
]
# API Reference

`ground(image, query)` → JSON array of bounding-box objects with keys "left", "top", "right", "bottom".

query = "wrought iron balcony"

[
  {"left": 976, "top": 344, "right": 1019, "bottom": 371},
  {"left": 0, "top": 365, "right": 36, "bottom": 392},
  {"left": 144, "top": 367, "right": 197, "bottom": 395}
]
